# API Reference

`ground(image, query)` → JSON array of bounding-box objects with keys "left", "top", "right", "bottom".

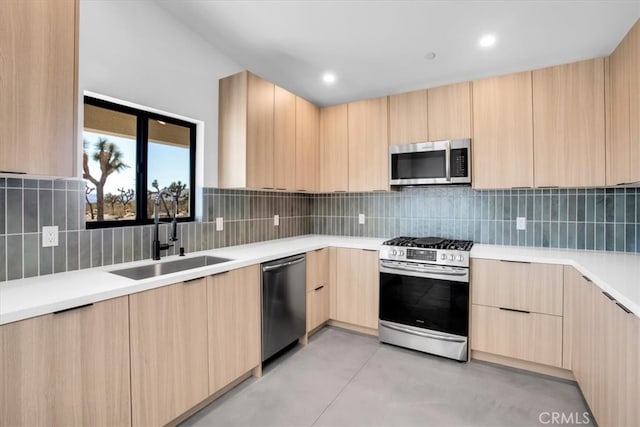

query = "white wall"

[{"left": 79, "top": 0, "right": 242, "bottom": 188}]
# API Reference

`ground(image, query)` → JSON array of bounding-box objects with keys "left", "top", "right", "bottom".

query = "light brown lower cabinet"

[
  {"left": 471, "top": 304, "right": 563, "bottom": 367},
  {"left": 334, "top": 248, "right": 379, "bottom": 329},
  {"left": 307, "top": 249, "right": 330, "bottom": 333},
  {"left": 0, "top": 297, "right": 131, "bottom": 427},
  {"left": 566, "top": 266, "right": 639, "bottom": 427},
  {"left": 307, "top": 284, "right": 329, "bottom": 332},
  {"left": 207, "top": 265, "right": 261, "bottom": 394},
  {"left": 129, "top": 279, "right": 209, "bottom": 427}
]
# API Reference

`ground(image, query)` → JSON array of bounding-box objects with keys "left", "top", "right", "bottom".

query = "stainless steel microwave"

[{"left": 389, "top": 139, "right": 471, "bottom": 186}]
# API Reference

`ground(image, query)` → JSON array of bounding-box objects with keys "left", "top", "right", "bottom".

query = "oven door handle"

[
  {"left": 379, "top": 264, "right": 468, "bottom": 278},
  {"left": 379, "top": 321, "right": 466, "bottom": 343}
]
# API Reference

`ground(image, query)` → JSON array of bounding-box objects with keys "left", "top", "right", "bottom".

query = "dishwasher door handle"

[{"left": 262, "top": 256, "right": 306, "bottom": 272}]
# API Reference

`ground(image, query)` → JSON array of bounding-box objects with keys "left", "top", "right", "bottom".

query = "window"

[{"left": 83, "top": 96, "right": 196, "bottom": 228}]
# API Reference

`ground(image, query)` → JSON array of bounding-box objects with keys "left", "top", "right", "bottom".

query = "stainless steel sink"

[{"left": 109, "top": 256, "right": 232, "bottom": 280}]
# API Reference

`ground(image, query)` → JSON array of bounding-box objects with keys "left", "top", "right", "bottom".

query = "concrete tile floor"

[{"left": 181, "top": 327, "right": 592, "bottom": 427}]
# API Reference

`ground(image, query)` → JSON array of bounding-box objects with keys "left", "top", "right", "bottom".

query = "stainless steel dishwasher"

[{"left": 261, "top": 254, "right": 306, "bottom": 361}]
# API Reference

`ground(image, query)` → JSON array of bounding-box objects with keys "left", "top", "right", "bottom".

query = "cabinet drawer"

[
  {"left": 307, "top": 285, "right": 329, "bottom": 332},
  {"left": 306, "top": 248, "right": 329, "bottom": 292},
  {"left": 471, "top": 304, "right": 562, "bottom": 367},
  {"left": 471, "top": 259, "right": 563, "bottom": 315}
]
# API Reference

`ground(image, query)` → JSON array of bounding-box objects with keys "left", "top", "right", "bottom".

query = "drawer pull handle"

[
  {"left": 602, "top": 291, "right": 615, "bottom": 301},
  {"left": 54, "top": 303, "right": 93, "bottom": 315},
  {"left": 615, "top": 302, "right": 632, "bottom": 314},
  {"left": 499, "top": 260, "right": 531, "bottom": 264},
  {"left": 581, "top": 275, "right": 592, "bottom": 283},
  {"left": 499, "top": 307, "right": 530, "bottom": 314},
  {"left": 314, "top": 285, "right": 324, "bottom": 291},
  {"left": 362, "top": 249, "right": 378, "bottom": 252},
  {"left": 183, "top": 277, "right": 205, "bottom": 284},
  {"left": 210, "top": 271, "right": 230, "bottom": 277}
]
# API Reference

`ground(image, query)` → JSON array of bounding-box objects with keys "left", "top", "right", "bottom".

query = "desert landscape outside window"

[{"left": 83, "top": 96, "right": 196, "bottom": 228}]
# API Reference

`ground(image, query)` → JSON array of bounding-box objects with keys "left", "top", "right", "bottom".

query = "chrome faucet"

[{"left": 152, "top": 189, "right": 179, "bottom": 261}]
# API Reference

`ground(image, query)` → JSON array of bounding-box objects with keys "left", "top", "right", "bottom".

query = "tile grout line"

[{"left": 309, "top": 345, "right": 381, "bottom": 427}]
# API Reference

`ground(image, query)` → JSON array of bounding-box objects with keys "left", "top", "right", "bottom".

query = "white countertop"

[
  {"left": 0, "top": 236, "right": 384, "bottom": 325},
  {"left": 1, "top": 235, "right": 638, "bottom": 325}
]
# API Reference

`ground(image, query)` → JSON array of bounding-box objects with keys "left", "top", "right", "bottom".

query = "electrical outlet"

[
  {"left": 216, "top": 217, "right": 224, "bottom": 231},
  {"left": 42, "top": 226, "right": 59, "bottom": 247},
  {"left": 358, "top": 213, "right": 365, "bottom": 225},
  {"left": 516, "top": 217, "right": 527, "bottom": 231},
  {"left": 273, "top": 214, "right": 279, "bottom": 226}
]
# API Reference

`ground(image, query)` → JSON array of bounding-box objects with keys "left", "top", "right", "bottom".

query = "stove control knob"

[
  {"left": 399, "top": 250, "right": 405, "bottom": 256},
  {"left": 457, "top": 255, "right": 464, "bottom": 262},
  {"left": 440, "top": 253, "right": 447, "bottom": 260},
  {"left": 391, "top": 249, "right": 397, "bottom": 256},
  {"left": 448, "top": 254, "right": 455, "bottom": 261}
]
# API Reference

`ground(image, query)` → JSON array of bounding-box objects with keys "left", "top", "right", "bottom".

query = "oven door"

[{"left": 379, "top": 262, "right": 469, "bottom": 337}]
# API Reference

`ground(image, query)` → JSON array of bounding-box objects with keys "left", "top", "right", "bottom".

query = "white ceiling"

[{"left": 157, "top": 0, "right": 640, "bottom": 107}]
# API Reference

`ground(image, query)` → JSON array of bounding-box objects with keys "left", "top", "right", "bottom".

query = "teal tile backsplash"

[
  {"left": 1, "top": 176, "right": 638, "bottom": 282},
  {"left": 310, "top": 187, "right": 639, "bottom": 252}
]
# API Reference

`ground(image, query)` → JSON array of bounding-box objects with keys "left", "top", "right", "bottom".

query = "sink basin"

[{"left": 109, "top": 256, "right": 232, "bottom": 280}]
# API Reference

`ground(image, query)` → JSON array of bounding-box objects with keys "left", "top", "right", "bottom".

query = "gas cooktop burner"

[{"left": 383, "top": 236, "right": 474, "bottom": 251}]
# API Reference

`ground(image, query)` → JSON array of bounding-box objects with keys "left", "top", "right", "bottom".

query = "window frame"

[{"left": 83, "top": 96, "right": 197, "bottom": 229}]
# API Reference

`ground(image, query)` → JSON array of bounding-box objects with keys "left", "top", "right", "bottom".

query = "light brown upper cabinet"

[
  {"left": 0, "top": 0, "right": 77, "bottom": 177},
  {"left": 389, "top": 90, "right": 429, "bottom": 145},
  {"left": 348, "top": 97, "right": 389, "bottom": 191},
  {"left": 472, "top": 72, "right": 534, "bottom": 189},
  {"left": 129, "top": 280, "right": 209, "bottom": 427},
  {"left": 608, "top": 19, "right": 640, "bottom": 186},
  {"left": 319, "top": 104, "right": 349, "bottom": 192},
  {"left": 219, "top": 71, "right": 275, "bottom": 189},
  {"left": 274, "top": 86, "right": 297, "bottom": 190},
  {"left": 0, "top": 297, "right": 131, "bottom": 427},
  {"left": 427, "top": 82, "right": 472, "bottom": 141},
  {"left": 533, "top": 58, "right": 606, "bottom": 187},
  {"left": 295, "top": 97, "right": 320, "bottom": 192}
]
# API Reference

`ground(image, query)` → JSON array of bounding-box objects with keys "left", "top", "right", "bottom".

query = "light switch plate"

[
  {"left": 516, "top": 217, "right": 527, "bottom": 230},
  {"left": 216, "top": 217, "right": 224, "bottom": 231},
  {"left": 358, "top": 213, "right": 365, "bottom": 225},
  {"left": 42, "top": 226, "right": 59, "bottom": 247},
  {"left": 273, "top": 214, "right": 279, "bottom": 226}
]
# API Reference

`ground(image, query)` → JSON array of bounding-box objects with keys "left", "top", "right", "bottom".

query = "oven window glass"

[
  {"left": 379, "top": 272, "right": 468, "bottom": 336},
  {"left": 391, "top": 150, "right": 446, "bottom": 180}
]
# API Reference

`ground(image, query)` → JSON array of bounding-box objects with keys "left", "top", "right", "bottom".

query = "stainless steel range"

[{"left": 378, "top": 237, "right": 473, "bottom": 362}]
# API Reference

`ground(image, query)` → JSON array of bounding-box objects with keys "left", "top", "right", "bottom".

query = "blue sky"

[{"left": 83, "top": 131, "right": 190, "bottom": 194}]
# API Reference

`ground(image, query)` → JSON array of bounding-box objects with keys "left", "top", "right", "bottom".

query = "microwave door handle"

[{"left": 445, "top": 140, "right": 451, "bottom": 181}]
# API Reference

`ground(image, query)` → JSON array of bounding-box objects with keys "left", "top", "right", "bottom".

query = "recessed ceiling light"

[
  {"left": 322, "top": 73, "right": 336, "bottom": 84},
  {"left": 157, "top": 120, "right": 166, "bottom": 125},
  {"left": 479, "top": 34, "right": 496, "bottom": 48},
  {"left": 424, "top": 52, "right": 436, "bottom": 60}
]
